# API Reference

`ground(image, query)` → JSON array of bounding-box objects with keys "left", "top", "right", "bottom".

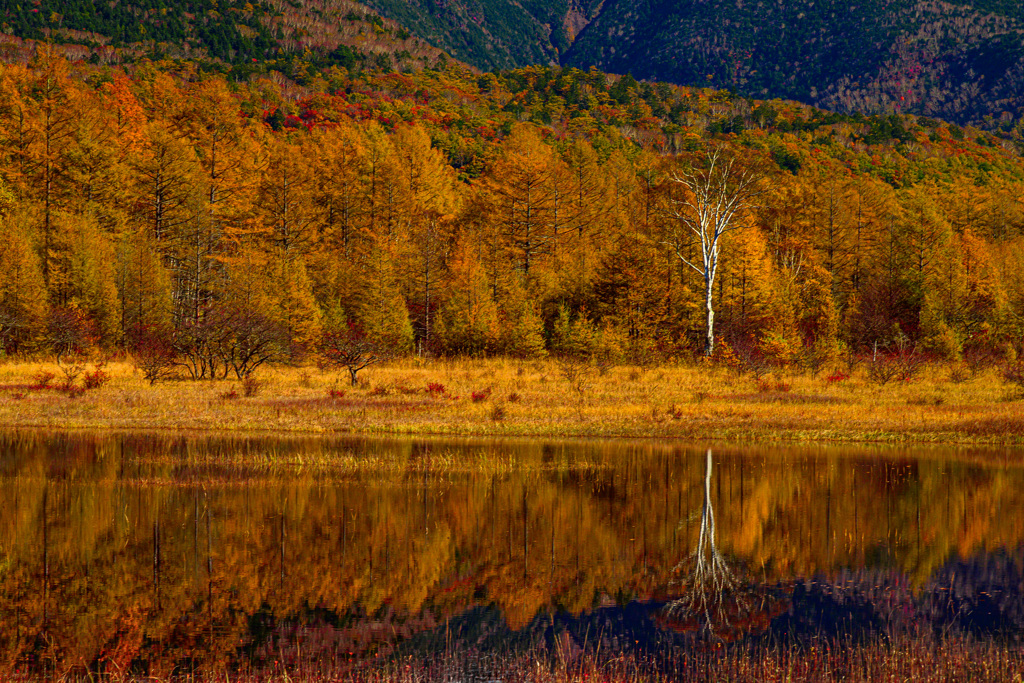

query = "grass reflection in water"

[{"left": 0, "top": 431, "right": 1021, "bottom": 680}]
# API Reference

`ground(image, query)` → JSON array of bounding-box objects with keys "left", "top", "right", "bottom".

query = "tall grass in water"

[{"left": 40, "top": 635, "right": 1024, "bottom": 682}]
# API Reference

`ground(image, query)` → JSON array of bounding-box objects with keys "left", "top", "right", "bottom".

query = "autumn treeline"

[{"left": 2, "top": 52, "right": 1024, "bottom": 369}]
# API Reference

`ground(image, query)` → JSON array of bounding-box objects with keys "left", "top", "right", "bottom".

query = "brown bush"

[{"left": 241, "top": 374, "right": 262, "bottom": 397}]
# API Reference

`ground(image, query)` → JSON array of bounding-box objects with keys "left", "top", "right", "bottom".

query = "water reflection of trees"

[
  {"left": 0, "top": 433, "right": 1022, "bottom": 675},
  {"left": 665, "top": 450, "right": 737, "bottom": 629}
]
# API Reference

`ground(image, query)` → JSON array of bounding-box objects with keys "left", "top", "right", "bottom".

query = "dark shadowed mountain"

[{"left": 356, "top": 0, "right": 1024, "bottom": 126}]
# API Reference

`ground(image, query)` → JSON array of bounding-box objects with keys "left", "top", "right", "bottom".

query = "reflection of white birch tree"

[{"left": 666, "top": 449, "right": 737, "bottom": 626}]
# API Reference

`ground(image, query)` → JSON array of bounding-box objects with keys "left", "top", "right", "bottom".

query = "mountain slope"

[
  {"left": 4, "top": 0, "right": 1024, "bottom": 125},
  {"left": 347, "top": 0, "right": 1024, "bottom": 126},
  {"left": 358, "top": 0, "right": 605, "bottom": 70},
  {"left": 0, "top": 0, "right": 452, "bottom": 74},
  {"left": 562, "top": 0, "right": 1024, "bottom": 126}
]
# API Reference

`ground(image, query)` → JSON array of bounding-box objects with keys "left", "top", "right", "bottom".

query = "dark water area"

[{"left": 1, "top": 431, "right": 1023, "bottom": 680}]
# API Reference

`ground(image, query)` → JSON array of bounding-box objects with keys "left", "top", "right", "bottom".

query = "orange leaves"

[{"left": 103, "top": 75, "right": 148, "bottom": 157}]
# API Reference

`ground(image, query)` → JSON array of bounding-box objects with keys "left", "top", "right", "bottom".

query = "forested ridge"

[
  {"left": 1, "top": 51, "right": 1024, "bottom": 369},
  {"left": 296, "top": 0, "right": 1024, "bottom": 128},
  {"left": 9, "top": 0, "right": 1024, "bottom": 129},
  {"left": 562, "top": 0, "right": 1024, "bottom": 128},
  {"left": 0, "top": 0, "right": 449, "bottom": 75}
]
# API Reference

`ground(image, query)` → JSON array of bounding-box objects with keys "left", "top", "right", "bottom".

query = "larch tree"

[
  {"left": 393, "top": 123, "right": 460, "bottom": 352},
  {"left": 486, "top": 124, "right": 564, "bottom": 280},
  {"left": 22, "top": 51, "right": 79, "bottom": 291},
  {"left": 258, "top": 135, "right": 319, "bottom": 260},
  {"left": 172, "top": 79, "right": 261, "bottom": 325},
  {"left": 434, "top": 236, "right": 501, "bottom": 355},
  {"left": 665, "top": 147, "right": 763, "bottom": 356},
  {"left": 129, "top": 123, "right": 198, "bottom": 250},
  {"left": 312, "top": 123, "right": 369, "bottom": 263},
  {"left": 0, "top": 215, "right": 47, "bottom": 351}
]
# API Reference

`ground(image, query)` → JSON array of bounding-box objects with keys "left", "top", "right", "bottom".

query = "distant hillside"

[
  {"left": 348, "top": 0, "right": 1024, "bottom": 128},
  {"left": 563, "top": 0, "right": 1024, "bottom": 128},
  {"left": 0, "top": 0, "right": 453, "bottom": 75},
  {"left": 358, "top": 0, "right": 603, "bottom": 70},
  {"left": 6, "top": 0, "right": 1024, "bottom": 126}
]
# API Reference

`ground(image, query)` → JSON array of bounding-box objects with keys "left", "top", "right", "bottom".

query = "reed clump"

[{"left": 27, "top": 634, "right": 1024, "bottom": 682}]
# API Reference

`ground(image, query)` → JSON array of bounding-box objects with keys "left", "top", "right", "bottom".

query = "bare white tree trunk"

[{"left": 666, "top": 147, "right": 762, "bottom": 356}]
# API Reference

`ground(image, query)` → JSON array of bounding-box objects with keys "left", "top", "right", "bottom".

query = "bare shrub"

[
  {"left": 128, "top": 325, "right": 177, "bottom": 385},
  {"left": 320, "top": 324, "right": 401, "bottom": 386},
  {"left": 31, "top": 370, "right": 56, "bottom": 389},
  {"left": 82, "top": 364, "right": 109, "bottom": 390},
  {"left": 1003, "top": 361, "right": 1024, "bottom": 396},
  {"left": 869, "top": 333, "right": 925, "bottom": 385},
  {"left": 728, "top": 337, "right": 773, "bottom": 381},
  {"left": 57, "top": 360, "right": 84, "bottom": 392},
  {"left": 241, "top": 374, "right": 263, "bottom": 397},
  {"left": 948, "top": 364, "right": 969, "bottom": 385},
  {"left": 558, "top": 356, "right": 593, "bottom": 419},
  {"left": 175, "top": 306, "right": 286, "bottom": 380},
  {"left": 223, "top": 311, "right": 288, "bottom": 380},
  {"left": 796, "top": 345, "right": 830, "bottom": 379},
  {"left": 868, "top": 356, "right": 901, "bottom": 385},
  {"left": 47, "top": 308, "right": 95, "bottom": 365}
]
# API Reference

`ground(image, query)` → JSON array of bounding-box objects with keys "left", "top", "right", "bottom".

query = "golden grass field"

[{"left": 0, "top": 356, "right": 1022, "bottom": 445}]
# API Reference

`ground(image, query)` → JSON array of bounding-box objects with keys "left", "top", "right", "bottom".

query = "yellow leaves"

[
  {"left": 50, "top": 212, "right": 121, "bottom": 342},
  {"left": 0, "top": 215, "right": 46, "bottom": 343},
  {"left": 435, "top": 237, "right": 500, "bottom": 355},
  {"left": 392, "top": 122, "right": 461, "bottom": 218}
]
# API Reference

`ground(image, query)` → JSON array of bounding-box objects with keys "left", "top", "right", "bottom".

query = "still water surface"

[{"left": 1, "top": 431, "right": 1022, "bottom": 678}]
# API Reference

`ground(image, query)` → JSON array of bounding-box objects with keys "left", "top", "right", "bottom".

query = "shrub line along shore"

[{"left": 2, "top": 358, "right": 1023, "bottom": 448}]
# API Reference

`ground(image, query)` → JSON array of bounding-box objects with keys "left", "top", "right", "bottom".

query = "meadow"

[{"left": 0, "top": 355, "right": 1022, "bottom": 445}]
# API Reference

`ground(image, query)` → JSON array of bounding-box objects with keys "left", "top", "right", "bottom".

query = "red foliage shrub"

[
  {"left": 31, "top": 370, "right": 56, "bottom": 389},
  {"left": 83, "top": 368, "right": 109, "bottom": 390},
  {"left": 471, "top": 389, "right": 491, "bottom": 403},
  {"left": 826, "top": 372, "right": 850, "bottom": 384},
  {"left": 426, "top": 382, "right": 446, "bottom": 396}
]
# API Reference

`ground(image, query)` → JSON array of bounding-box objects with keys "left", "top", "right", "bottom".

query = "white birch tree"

[{"left": 666, "top": 147, "right": 762, "bottom": 356}]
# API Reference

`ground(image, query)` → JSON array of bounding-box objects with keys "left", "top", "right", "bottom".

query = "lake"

[{"left": 1, "top": 431, "right": 1022, "bottom": 681}]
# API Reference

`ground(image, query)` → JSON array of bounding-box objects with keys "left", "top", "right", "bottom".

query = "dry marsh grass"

[
  {"left": 0, "top": 357, "right": 1022, "bottom": 445},
  {"left": 30, "top": 636, "right": 1024, "bottom": 683}
]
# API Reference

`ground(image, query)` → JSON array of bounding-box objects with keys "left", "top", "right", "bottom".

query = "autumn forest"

[{"left": 2, "top": 49, "right": 1024, "bottom": 374}]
